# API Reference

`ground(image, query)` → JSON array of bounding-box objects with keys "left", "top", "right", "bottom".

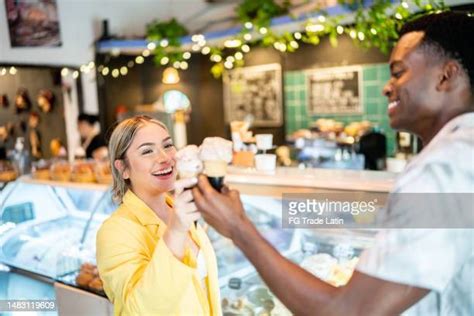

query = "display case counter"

[
  {"left": 0, "top": 174, "right": 380, "bottom": 315},
  {"left": 226, "top": 166, "right": 396, "bottom": 194}
]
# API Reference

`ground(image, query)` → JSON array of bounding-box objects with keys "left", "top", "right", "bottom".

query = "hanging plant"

[
  {"left": 338, "top": 0, "right": 447, "bottom": 53},
  {"left": 237, "top": 0, "right": 290, "bottom": 28},
  {"left": 146, "top": 18, "right": 189, "bottom": 66},
  {"left": 98, "top": 0, "right": 451, "bottom": 80}
]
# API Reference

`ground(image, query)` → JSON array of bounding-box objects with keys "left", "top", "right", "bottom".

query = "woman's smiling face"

[{"left": 122, "top": 121, "right": 177, "bottom": 195}]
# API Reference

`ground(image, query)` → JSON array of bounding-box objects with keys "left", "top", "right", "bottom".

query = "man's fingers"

[
  {"left": 197, "top": 175, "right": 217, "bottom": 197},
  {"left": 221, "top": 185, "right": 230, "bottom": 194},
  {"left": 192, "top": 186, "right": 209, "bottom": 212},
  {"left": 229, "top": 189, "right": 240, "bottom": 200},
  {"left": 174, "top": 177, "right": 198, "bottom": 195}
]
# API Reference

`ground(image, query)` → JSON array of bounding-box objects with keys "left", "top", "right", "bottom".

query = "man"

[{"left": 193, "top": 12, "right": 473, "bottom": 315}]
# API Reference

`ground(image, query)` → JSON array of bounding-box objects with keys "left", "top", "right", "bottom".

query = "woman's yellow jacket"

[{"left": 96, "top": 190, "right": 221, "bottom": 315}]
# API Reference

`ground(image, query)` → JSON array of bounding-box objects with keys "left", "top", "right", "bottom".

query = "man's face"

[{"left": 383, "top": 32, "right": 444, "bottom": 134}]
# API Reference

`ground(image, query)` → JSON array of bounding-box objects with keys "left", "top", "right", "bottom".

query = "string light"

[
  {"left": 160, "top": 57, "right": 169, "bottom": 65},
  {"left": 173, "top": 61, "right": 181, "bottom": 69},
  {"left": 370, "top": 28, "right": 377, "bottom": 35},
  {"left": 336, "top": 26, "right": 344, "bottom": 34},
  {"left": 290, "top": 41, "right": 299, "bottom": 49},
  {"left": 244, "top": 33, "right": 252, "bottom": 41},
  {"left": 101, "top": 67, "right": 109, "bottom": 76},
  {"left": 127, "top": 61, "right": 135, "bottom": 68},
  {"left": 142, "top": 49, "right": 151, "bottom": 57},
  {"left": 259, "top": 27, "right": 268, "bottom": 34},
  {"left": 61, "top": 68, "right": 69, "bottom": 77},
  {"left": 180, "top": 61, "right": 188, "bottom": 70},
  {"left": 111, "top": 69, "right": 120, "bottom": 78},
  {"left": 293, "top": 32, "right": 302, "bottom": 40},
  {"left": 224, "top": 61, "right": 233, "bottom": 69},
  {"left": 357, "top": 32, "right": 365, "bottom": 41},
  {"left": 120, "top": 66, "right": 128, "bottom": 75},
  {"left": 224, "top": 39, "right": 242, "bottom": 48},
  {"left": 201, "top": 46, "right": 211, "bottom": 55},
  {"left": 211, "top": 54, "right": 222, "bottom": 62},
  {"left": 1, "top": 68, "right": 7, "bottom": 76},
  {"left": 9, "top": 67, "right": 17, "bottom": 75},
  {"left": 401, "top": 1, "right": 409, "bottom": 9},
  {"left": 147, "top": 42, "right": 157, "bottom": 50},
  {"left": 395, "top": 13, "right": 403, "bottom": 20},
  {"left": 349, "top": 30, "right": 357, "bottom": 39},
  {"left": 234, "top": 52, "right": 243, "bottom": 60},
  {"left": 72, "top": 71, "right": 79, "bottom": 79},
  {"left": 135, "top": 56, "right": 145, "bottom": 64},
  {"left": 160, "top": 39, "right": 169, "bottom": 47},
  {"left": 241, "top": 44, "right": 250, "bottom": 53},
  {"left": 306, "top": 24, "right": 324, "bottom": 32},
  {"left": 244, "top": 22, "right": 253, "bottom": 29},
  {"left": 183, "top": 52, "right": 191, "bottom": 59}
]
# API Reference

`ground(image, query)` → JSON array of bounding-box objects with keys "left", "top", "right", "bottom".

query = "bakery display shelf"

[
  {"left": 56, "top": 270, "right": 107, "bottom": 298},
  {"left": 20, "top": 175, "right": 110, "bottom": 191}
]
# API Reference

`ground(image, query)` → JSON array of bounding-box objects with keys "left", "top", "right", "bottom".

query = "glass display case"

[
  {"left": 0, "top": 177, "right": 115, "bottom": 299},
  {"left": 0, "top": 176, "right": 376, "bottom": 315}
]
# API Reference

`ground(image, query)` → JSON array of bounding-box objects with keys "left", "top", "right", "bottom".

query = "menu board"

[
  {"left": 223, "top": 63, "right": 282, "bottom": 127},
  {"left": 306, "top": 66, "right": 362, "bottom": 114}
]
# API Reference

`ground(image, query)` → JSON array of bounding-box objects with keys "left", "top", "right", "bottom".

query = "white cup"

[
  {"left": 256, "top": 134, "right": 273, "bottom": 151},
  {"left": 255, "top": 154, "right": 276, "bottom": 172},
  {"left": 386, "top": 157, "right": 407, "bottom": 173}
]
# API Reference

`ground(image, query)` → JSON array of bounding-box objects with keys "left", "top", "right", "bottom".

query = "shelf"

[{"left": 95, "top": 2, "right": 360, "bottom": 54}]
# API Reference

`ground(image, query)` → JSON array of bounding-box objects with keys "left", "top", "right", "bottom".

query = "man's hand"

[{"left": 192, "top": 175, "right": 249, "bottom": 239}]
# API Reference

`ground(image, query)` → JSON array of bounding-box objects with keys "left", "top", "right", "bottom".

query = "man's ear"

[
  {"left": 114, "top": 159, "right": 129, "bottom": 179},
  {"left": 437, "top": 61, "right": 461, "bottom": 92}
]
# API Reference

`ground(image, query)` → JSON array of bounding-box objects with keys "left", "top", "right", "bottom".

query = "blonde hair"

[{"left": 108, "top": 115, "right": 168, "bottom": 203}]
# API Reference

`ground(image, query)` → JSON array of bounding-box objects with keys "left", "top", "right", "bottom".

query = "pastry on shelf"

[
  {"left": 88, "top": 277, "right": 103, "bottom": 291},
  {"left": 75, "top": 271, "right": 95, "bottom": 287},
  {"left": 80, "top": 262, "right": 98, "bottom": 275},
  {"left": 31, "top": 159, "right": 52, "bottom": 180},
  {"left": 0, "top": 160, "right": 18, "bottom": 182},
  {"left": 49, "top": 160, "right": 72, "bottom": 182},
  {"left": 71, "top": 161, "right": 96, "bottom": 183},
  {"left": 94, "top": 161, "right": 112, "bottom": 184}
]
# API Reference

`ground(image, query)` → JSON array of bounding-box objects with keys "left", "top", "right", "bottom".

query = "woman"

[
  {"left": 77, "top": 113, "right": 108, "bottom": 160},
  {"left": 96, "top": 115, "right": 221, "bottom": 315}
]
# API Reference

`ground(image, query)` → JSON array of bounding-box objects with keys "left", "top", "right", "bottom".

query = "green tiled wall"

[{"left": 284, "top": 63, "right": 396, "bottom": 156}]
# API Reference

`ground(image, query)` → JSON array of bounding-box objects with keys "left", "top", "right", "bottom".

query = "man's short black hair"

[
  {"left": 78, "top": 113, "right": 99, "bottom": 125},
  {"left": 399, "top": 11, "right": 474, "bottom": 92}
]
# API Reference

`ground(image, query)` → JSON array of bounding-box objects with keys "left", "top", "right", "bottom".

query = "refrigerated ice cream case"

[{"left": 0, "top": 173, "right": 387, "bottom": 315}]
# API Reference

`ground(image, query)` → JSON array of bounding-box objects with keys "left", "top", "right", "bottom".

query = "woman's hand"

[
  {"left": 163, "top": 177, "right": 200, "bottom": 260},
  {"left": 168, "top": 177, "right": 201, "bottom": 233}
]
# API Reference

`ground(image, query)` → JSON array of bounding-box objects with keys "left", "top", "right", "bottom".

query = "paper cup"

[
  {"left": 256, "top": 134, "right": 273, "bottom": 151},
  {"left": 254, "top": 154, "right": 276, "bottom": 172}
]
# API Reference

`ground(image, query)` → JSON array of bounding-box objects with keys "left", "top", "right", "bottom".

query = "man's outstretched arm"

[{"left": 192, "top": 176, "right": 428, "bottom": 315}]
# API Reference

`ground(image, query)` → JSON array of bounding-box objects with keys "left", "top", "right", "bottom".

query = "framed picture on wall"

[
  {"left": 306, "top": 65, "right": 362, "bottom": 115},
  {"left": 223, "top": 63, "right": 283, "bottom": 127},
  {"left": 5, "top": 0, "right": 62, "bottom": 47}
]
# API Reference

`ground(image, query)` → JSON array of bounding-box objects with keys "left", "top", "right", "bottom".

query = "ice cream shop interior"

[{"left": 0, "top": 0, "right": 473, "bottom": 315}]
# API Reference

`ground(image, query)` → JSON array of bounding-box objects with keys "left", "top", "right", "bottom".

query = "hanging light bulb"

[{"left": 162, "top": 67, "right": 180, "bottom": 84}]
